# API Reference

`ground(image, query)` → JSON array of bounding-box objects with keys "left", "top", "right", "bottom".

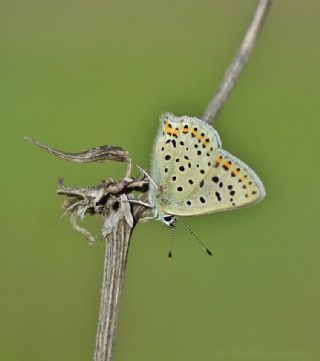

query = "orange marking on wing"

[
  {"left": 231, "top": 168, "right": 239, "bottom": 177},
  {"left": 172, "top": 129, "right": 180, "bottom": 137},
  {"left": 164, "top": 121, "right": 174, "bottom": 135},
  {"left": 182, "top": 124, "right": 189, "bottom": 134},
  {"left": 215, "top": 156, "right": 222, "bottom": 165}
]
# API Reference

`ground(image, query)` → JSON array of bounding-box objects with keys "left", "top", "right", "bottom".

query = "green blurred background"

[{"left": 1, "top": 0, "right": 319, "bottom": 360}]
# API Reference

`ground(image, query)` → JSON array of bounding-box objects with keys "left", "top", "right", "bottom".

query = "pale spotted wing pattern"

[
  {"left": 150, "top": 113, "right": 265, "bottom": 216},
  {"left": 149, "top": 113, "right": 221, "bottom": 211}
]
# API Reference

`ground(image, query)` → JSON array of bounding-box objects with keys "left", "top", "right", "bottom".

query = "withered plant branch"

[
  {"left": 202, "top": 0, "right": 272, "bottom": 125},
  {"left": 26, "top": 2, "right": 272, "bottom": 361},
  {"left": 26, "top": 138, "right": 150, "bottom": 361},
  {"left": 24, "top": 137, "right": 132, "bottom": 177}
]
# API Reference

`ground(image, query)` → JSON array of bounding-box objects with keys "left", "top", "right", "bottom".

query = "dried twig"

[
  {"left": 24, "top": 137, "right": 132, "bottom": 177},
  {"left": 25, "top": 137, "right": 150, "bottom": 361},
  {"left": 25, "top": 2, "right": 272, "bottom": 360},
  {"left": 202, "top": 0, "right": 272, "bottom": 125}
]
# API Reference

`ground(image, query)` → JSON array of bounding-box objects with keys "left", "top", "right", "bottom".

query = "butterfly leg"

[
  {"left": 137, "top": 216, "right": 155, "bottom": 223},
  {"left": 129, "top": 199, "right": 152, "bottom": 208}
]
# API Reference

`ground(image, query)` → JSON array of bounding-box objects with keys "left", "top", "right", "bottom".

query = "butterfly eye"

[{"left": 162, "top": 214, "right": 176, "bottom": 228}]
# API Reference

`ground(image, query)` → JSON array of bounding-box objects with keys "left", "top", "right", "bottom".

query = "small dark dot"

[
  {"left": 238, "top": 179, "right": 243, "bottom": 183},
  {"left": 172, "top": 176, "right": 177, "bottom": 181},
  {"left": 210, "top": 147, "right": 213, "bottom": 151},
  {"left": 186, "top": 147, "right": 189, "bottom": 151},
  {"left": 161, "top": 147, "right": 164, "bottom": 151},
  {"left": 165, "top": 168, "right": 168, "bottom": 173},
  {"left": 186, "top": 200, "right": 192, "bottom": 206},
  {"left": 201, "top": 132, "right": 205, "bottom": 136},
  {"left": 232, "top": 202, "right": 236, "bottom": 206},
  {"left": 228, "top": 185, "right": 233, "bottom": 190},
  {"left": 200, "top": 180, "right": 204, "bottom": 188},
  {"left": 244, "top": 174, "right": 248, "bottom": 178},
  {"left": 237, "top": 168, "right": 241, "bottom": 172},
  {"left": 223, "top": 165, "right": 229, "bottom": 171},
  {"left": 166, "top": 139, "right": 171, "bottom": 144},
  {"left": 215, "top": 191, "right": 221, "bottom": 201},
  {"left": 242, "top": 185, "right": 247, "bottom": 189},
  {"left": 179, "top": 166, "right": 185, "bottom": 172},
  {"left": 205, "top": 138, "right": 210, "bottom": 143},
  {"left": 249, "top": 181, "right": 253, "bottom": 185},
  {"left": 202, "top": 144, "right": 206, "bottom": 149},
  {"left": 230, "top": 190, "right": 235, "bottom": 196},
  {"left": 196, "top": 164, "right": 200, "bottom": 168},
  {"left": 175, "top": 158, "right": 179, "bottom": 162},
  {"left": 180, "top": 141, "right": 185, "bottom": 146},
  {"left": 194, "top": 144, "right": 198, "bottom": 148},
  {"left": 168, "top": 123, "right": 172, "bottom": 128},
  {"left": 200, "top": 169, "right": 205, "bottom": 174},
  {"left": 219, "top": 155, "right": 223, "bottom": 159},
  {"left": 212, "top": 176, "right": 219, "bottom": 183},
  {"left": 173, "top": 134, "right": 178, "bottom": 138},
  {"left": 194, "top": 127, "right": 198, "bottom": 131},
  {"left": 208, "top": 162, "right": 211, "bottom": 166},
  {"left": 184, "top": 155, "right": 189, "bottom": 160},
  {"left": 165, "top": 155, "right": 171, "bottom": 160},
  {"left": 175, "top": 127, "right": 179, "bottom": 131},
  {"left": 188, "top": 162, "right": 192, "bottom": 168},
  {"left": 177, "top": 186, "right": 183, "bottom": 192},
  {"left": 188, "top": 179, "right": 194, "bottom": 185},
  {"left": 197, "top": 150, "right": 202, "bottom": 156},
  {"left": 184, "top": 124, "right": 189, "bottom": 129},
  {"left": 252, "top": 191, "right": 257, "bottom": 195},
  {"left": 228, "top": 160, "right": 232, "bottom": 165},
  {"left": 230, "top": 198, "right": 233, "bottom": 202},
  {"left": 206, "top": 153, "right": 210, "bottom": 157},
  {"left": 172, "top": 139, "right": 176, "bottom": 148},
  {"left": 231, "top": 171, "right": 236, "bottom": 177},
  {"left": 219, "top": 182, "right": 223, "bottom": 188},
  {"left": 245, "top": 194, "right": 249, "bottom": 198},
  {"left": 200, "top": 197, "right": 206, "bottom": 204}
]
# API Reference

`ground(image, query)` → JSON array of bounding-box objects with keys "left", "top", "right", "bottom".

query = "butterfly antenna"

[
  {"left": 179, "top": 218, "right": 213, "bottom": 256},
  {"left": 168, "top": 224, "right": 176, "bottom": 259}
]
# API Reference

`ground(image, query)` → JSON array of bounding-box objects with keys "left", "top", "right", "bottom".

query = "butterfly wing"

[
  {"left": 161, "top": 148, "right": 265, "bottom": 216},
  {"left": 150, "top": 113, "right": 265, "bottom": 216},
  {"left": 149, "top": 113, "right": 222, "bottom": 211}
]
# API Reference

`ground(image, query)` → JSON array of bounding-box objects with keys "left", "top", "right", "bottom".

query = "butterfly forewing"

[{"left": 150, "top": 113, "right": 221, "bottom": 204}]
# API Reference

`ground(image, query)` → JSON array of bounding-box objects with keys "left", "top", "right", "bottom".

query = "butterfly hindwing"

[{"left": 161, "top": 148, "right": 265, "bottom": 216}]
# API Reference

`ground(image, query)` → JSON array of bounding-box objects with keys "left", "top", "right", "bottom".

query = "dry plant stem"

[
  {"left": 94, "top": 219, "right": 132, "bottom": 361},
  {"left": 202, "top": 0, "right": 272, "bottom": 125},
  {"left": 26, "top": 137, "right": 149, "bottom": 361}
]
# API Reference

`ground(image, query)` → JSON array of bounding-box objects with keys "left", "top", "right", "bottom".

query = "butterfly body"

[{"left": 149, "top": 113, "right": 265, "bottom": 226}]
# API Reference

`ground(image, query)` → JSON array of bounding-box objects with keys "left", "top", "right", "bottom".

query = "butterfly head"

[{"left": 161, "top": 214, "right": 176, "bottom": 228}]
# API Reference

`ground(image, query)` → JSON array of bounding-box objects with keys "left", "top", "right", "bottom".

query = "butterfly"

[{"left": 148, "top": 113, "right": 266, "bottom": 228}]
